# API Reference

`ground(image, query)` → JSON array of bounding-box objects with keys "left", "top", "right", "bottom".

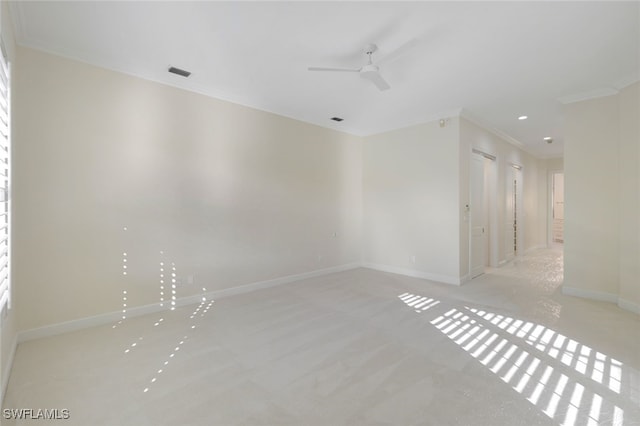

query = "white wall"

[
  {"left": 563, "top": 83, "right": 640, "bottom": 313},
  {"left": 0, "top": 0, "right": 17, "bottom": 402},
  {"left": 361, "top": 115, "right": 547, "bottom": 285},
  {"left": 618, "top": 82, "right": 640, "bottom": 312},
  {"left": 13, "top": 47, "right": 363, "bottom": 332},
  {"left": 459, "top": 117, "right": 544, "bottom": 278},
  {"left": 564, "top": 94, "right": 620, "bottom": 301},
  {"left": 15, "top": 37, "right": 620, "bottom": 352},
  {"left": 362, "top": 119, "right": 461, "bottom": 284},
  {"left": 542, "top": 158, "right": 564, "bottom": 173}
]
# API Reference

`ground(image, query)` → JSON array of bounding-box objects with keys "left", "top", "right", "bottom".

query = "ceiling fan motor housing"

[
  {"left": 360, "top": 64, "right": 380, "bottom": 76},
  {"left": 364, "top": 44, "right": 378, "bottom": 55}
]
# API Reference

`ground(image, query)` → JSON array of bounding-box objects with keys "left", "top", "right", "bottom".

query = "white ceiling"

[{"left": 9, "top": 1, "right": 640, "bottom": 158}]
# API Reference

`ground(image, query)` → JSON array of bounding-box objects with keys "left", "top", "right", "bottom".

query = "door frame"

[
  {"left": 506, "top": 163, "right": 524, "bottom": 260},
  {"left": 470, "top": 149, "right": 498, "bottom": 278},
  {"left": 548, "top": 169, "right": 564, "bottom": 246}
]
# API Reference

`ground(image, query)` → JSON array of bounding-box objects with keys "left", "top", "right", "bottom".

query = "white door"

[{"left": 470, "top": 153, "right": 486, "bottom": 278}]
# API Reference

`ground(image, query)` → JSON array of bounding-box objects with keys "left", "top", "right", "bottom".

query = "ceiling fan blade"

[
  {"left": 375, "top": 38, "right": 419, "bottom": 66},
  {"left": 308, "top": 67, "right": 359, "bottom": 72},
  {"left": 361, "top": 71, "right": 390, "bottom": 91}
]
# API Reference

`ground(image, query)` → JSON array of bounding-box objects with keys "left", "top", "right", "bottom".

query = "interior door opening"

[
  {"left": 470, "top": 150, "right": 497, "bottom": 279},
  {"left": 552, "top": 172, "right": 564, "bottom": 244}
]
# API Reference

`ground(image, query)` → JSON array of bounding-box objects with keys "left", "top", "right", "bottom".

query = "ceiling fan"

[{"left": 308, "top": 39, "right": 418, "bottom": 91}]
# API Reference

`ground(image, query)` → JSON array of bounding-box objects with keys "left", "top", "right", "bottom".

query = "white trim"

[
  {"left": 8, "top": 41, "right": 464, "bottom": 140},
  {"left": 361, "top": 262, "right": 462, "bottom": 285},
  {"left": 200, "top": 262, "right": 360, "bottom": 300},
  {"left": 613, "top": 75, "right": 640, "bottom": 91},
  {"left": 18, "top": 263, "right": 360, "bottom": 343},
  {"left": 18, "top": 300, "right": 178, "bottom": 342},
  {"left": 618, "top": 298, "right": 640, "bottom": 315},
  {"left": 13, "top": 42, "right": 364, "bottom": 140},
  {"left": 469, "top": 151, "right": 484, "bottom": 280},
  {"left": 524, "top": 245, "right": 547, "bottom": 255},
  {"left": 548, "top": 169, "right": 564, "bottom": 247},
  {"left": 1, "top": 334, "right": 17, "bottom": 404},
  {"left": 562, "top": 287, "right": 640, "bottom": 315},
  {"left": 0, "top": 37, "right": 10, "bottom": 318},
  {"left": 469, "top": 149, "right": 499, "bottom": 272},
  {"left": 557, "top": 88, "right": 619, "bottom": 104},
  {"left": 361, "top": 108, "right": 464, "bottom": 137},
  {"left": 460, "top": 109, "right": 526, "bottom": 150},
  {"left": 561, "top": 286, "right": 618, "bottom": 304},
  {"left": 531, "top": 80, "right": 636, "bottom": 158}
]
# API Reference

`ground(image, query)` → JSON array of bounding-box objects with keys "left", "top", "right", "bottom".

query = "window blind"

[{"left": 0, "top": 42, "right": 10, "bottom": 314}]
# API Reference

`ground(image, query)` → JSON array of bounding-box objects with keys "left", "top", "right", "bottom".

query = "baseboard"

[
  {"left": 618, "top": 298, "right": 640, "bottom": 315},
  {"left": 524, "top": 245, "right": 546, "bottom": 254},
  {"left": 561, "top": 286, "right": 618, "bottom": 304},
  {"left": 361, "top": 262, "right": 462, "bottom": 285},
  {"left": 1, "top": 335, "right": 17, "bottom": 405},
  {"left": 563, "top": 287, "right": 640, "bottom": 315},
  {"left": 203, "top": 262, "right": 361, "bottom": 300},
  {"left": 18, "top": 262, "right": 361, "bottom": 343},
  {"left": 18, "top": 295, "right": 204, "bottom": 343}
]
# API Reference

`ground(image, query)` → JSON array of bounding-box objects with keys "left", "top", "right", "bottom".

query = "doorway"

[
  {"left": 470, "top": 150, "right": 497, "bottom": 279},
  {"left": 551, "top": 172, "right": 564, "bottom": 244}
]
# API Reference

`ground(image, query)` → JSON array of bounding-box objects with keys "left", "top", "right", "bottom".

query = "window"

[{"left": 0, "top": 41, "right": 10, "bottom": 316}]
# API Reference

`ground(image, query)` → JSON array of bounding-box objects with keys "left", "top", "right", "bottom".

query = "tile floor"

[{"left": 2, "top": 248, "right": 639, "bottom": 425}]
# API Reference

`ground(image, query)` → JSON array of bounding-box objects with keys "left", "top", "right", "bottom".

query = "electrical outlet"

[
  {"left": 411, "top": 255, "right": 416, "bottom": 264},
  {"left": 187, "top": 275, "right": 195, "bottom": 285}
]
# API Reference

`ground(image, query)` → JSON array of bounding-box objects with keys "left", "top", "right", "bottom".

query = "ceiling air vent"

[
  {"left": 331, "top": 117, "right": 344, "bottom": 122},
  {"left": 168, "top": 66, "right": 191, "bottom": 77}
]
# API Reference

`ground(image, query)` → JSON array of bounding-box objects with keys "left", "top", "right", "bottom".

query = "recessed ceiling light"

[
  {"left": 331, "top": 117, "right": 344, "bottom": 122},
  {"left": 518, "top": 115, "right": 528, "bottom": 120},
  {"left": 543, "top": 136, "right": 552, "bottom": 141}
]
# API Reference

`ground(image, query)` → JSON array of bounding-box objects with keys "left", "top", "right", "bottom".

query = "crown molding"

[
  {"left": 459, "top": 108, "right": 527, "bottom": 150},
  {"left": 361, "top": 107, "right": 465, "bottom": 137},
  {"left": 556, "top": 76, "right": 639, "bottom": 104},
  {"left": 613, "top": 75, "right": 640, "bottom": 91},
  {"left": 557, "top": 87, "right": 619, "bottom": 105}
]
